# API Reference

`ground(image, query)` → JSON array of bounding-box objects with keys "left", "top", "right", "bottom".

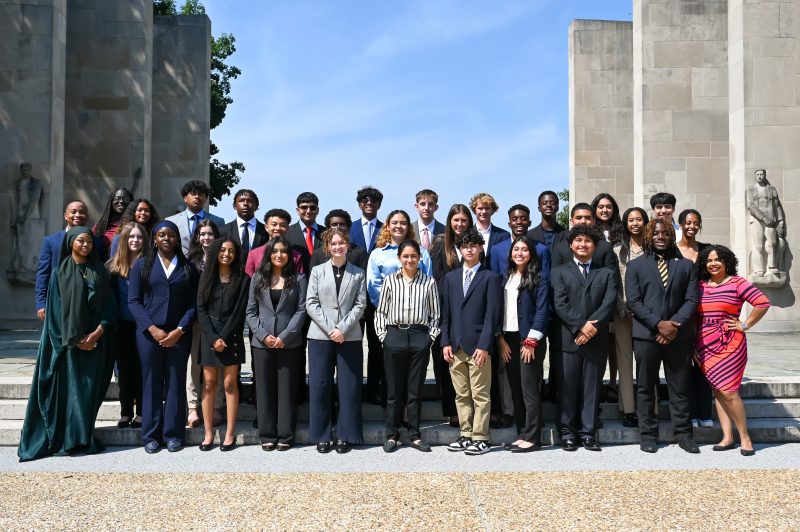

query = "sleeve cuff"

[{"left": 527, "top": 330, "right": 544, "bottom": 341}]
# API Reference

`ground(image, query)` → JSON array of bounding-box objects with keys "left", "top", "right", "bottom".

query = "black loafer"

[
  {"left": 640, "top": 441, "right": 657, "bottom": 453},
  {"left": 335, "top": 440, "right": 351, "bottom": 454},
  {"left": 383, "top": 439, "right": 399, "bottom": 453},
  {"left": 561, "top": 438, "right": 578, "bottom": 452},
  {"left": 510, "top": 443, "right": 540, "bottom": 453},
  {"left": 117, "top": 418, "right": 131, "bottom": 428},
  {"left": 199, "top": 442, "right": 214, "bottom": 452},
  {"left": 678, "top": 438, "right": 700, "bottom": 454},
  {"left": 582, "top": 438, "right": 602, "bottom": 451},
  {"left": 316, "top": 441, "right": 334, "bottom": 454},
  {"left": 144, "top": 441, "right": 160, "bottom": 454},
  {"left": 220, "top": 441, "right": 236, "bottom": 452},
  {"left": 712, "top": 442, "right": 737, "bottom": 451},
  {"left": 622, "top": 413, "right": 639, "bottom": 428},
  {"left": 129, "top": 419, "right": 142, "bottom": 429},
  {"left": 740, "top": 448, "right": 756, "bottom": 456},
  {"left": 409, "top": 440, "right": 432, "bottom": 453}
]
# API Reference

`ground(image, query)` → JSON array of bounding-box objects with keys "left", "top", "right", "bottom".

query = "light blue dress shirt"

[{"left": 366, "top": 244, "right": 432, "bottom": 306}]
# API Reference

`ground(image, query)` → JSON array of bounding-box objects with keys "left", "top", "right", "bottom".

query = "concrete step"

[
  {"left": 1, "top": 418, "right": 798, "bottom": 447},
  {"left": 4, "top": 397, "right": 800, "bottom": 422},
  {"left": 1, "top": 376, "right": 799, "bottom": 400}
]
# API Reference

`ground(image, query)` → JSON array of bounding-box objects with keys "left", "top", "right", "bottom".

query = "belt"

[{"left": 389, "top": 324, "right": 428, "bottom": 331}]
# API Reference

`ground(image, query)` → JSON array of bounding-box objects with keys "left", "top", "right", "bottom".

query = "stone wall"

[
  {"left": 569, "top": 20, "right": 634, "bottom": 212},
  {"left": 63, "top": 0, "right": 153, "bottom": 218},
  {"left": 633, "top": 0, "right": 730, "bottom": 245},
  {"left": 729, "top": 0, "right": 800, "bottom": 330},
  {"left": 151, "top": 15, "right": 211, "bottom": 218},
  {"left": 0, "top": 0, "right": 67, "bottom": 325}
]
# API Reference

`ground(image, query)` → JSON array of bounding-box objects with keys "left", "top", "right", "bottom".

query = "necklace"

[
  {"left": 332, "top": 263, "right": 344, "bottom": 278},
  {"left": 708, "top": 276, "right": 730, "bottom": 287}
]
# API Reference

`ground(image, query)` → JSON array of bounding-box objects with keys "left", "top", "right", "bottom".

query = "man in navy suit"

[
  {"left": 35, "top": 200, "right": 89, "bottom": 320},
  {"left": 413, "top": 188, "right": 445, "bottom": 251},
  {"left": 550, "top": 225, "right": 617, "bottom": 451},
  {"left": 626, "top": 218, "right": 700, "bottom": 454},
  {"left": 218, "top": 189, "right": 268, "bottom": 263},
  {"left": 527, "top": 190, "right": 565, "bottom": 251},
  {"left": 469, "top": 192, "right": 510, "bottom": 267},
  {"left": 440, "top": 227, "right": 501, "bottom": 456},
  {"left": 349, "top": 186, "right": 383, "bottom": 253},
  {"left": 286, "top": 192, "right": 326, "bottom": 274},
  {"left": 165, "top": 180, "right": 225, "bottom": 255}
]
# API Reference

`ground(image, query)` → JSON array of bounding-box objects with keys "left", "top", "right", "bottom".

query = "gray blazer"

[
  {"left": 166, "top": 210, "right": 226, "bottom": 255},
  {"left": 306, "top": 260, "right": 366, "bottom": 342},
  {"left": 246, "top": 273, "right": 308, "bottom": 349}
]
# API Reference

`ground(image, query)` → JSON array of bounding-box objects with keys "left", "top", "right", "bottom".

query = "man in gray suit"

[{"left": 166, "top": 180, "right": 225, "bottom": 254}]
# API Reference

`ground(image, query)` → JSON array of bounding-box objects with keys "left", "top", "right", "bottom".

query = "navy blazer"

[
  {"left": 481, "top": 224, "right": 510, "bottom": 267},
  {"left": 550, "top": 261, "right": 617, "bottom": 358},
  {"left": 128, "top": 256, "right": 199, "bottom": 333},
  {"left": 501, "top": 272, "right": 550, "bottom": 337},
  {"left": 489, "top": 238, "right": 552, "bottom": 280},
  {"left": 625, "top": 253, "right": 699, "bottom": 341},
  {"left": 349, "top": 219, "right": 383, "bottom": 253},
  {"left": 440, "top": 266, "right": 501, "bottom": 355}
]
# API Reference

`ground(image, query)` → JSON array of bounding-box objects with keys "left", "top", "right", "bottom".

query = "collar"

[
  {"left": 361, "top": 217, "right": 376, "bottom": 227},
  {"left": 237, "top": 216, "right": 256, "bottom": 229},
  {"left": 573, "top": 257, "right": 592, "bottom": 269},
  {"left": 185, "top": 208, "right": 205, "bottom": 220},
  {"left": 463, "top": 262, "right": 481, "bottom": 275},
  {"left": 303, "top": 222, "right": 319, "bottom": 233},
  {"left": 418, "top": 219, "right": 436, "bottom": 233},
  {"left": 395, "top": 268, "right": 422, "bottom": 281},
  {"left": 476, "top": 221, "right": 491, "bottom": 233}
]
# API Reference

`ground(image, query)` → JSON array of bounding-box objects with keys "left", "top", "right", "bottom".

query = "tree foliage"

[
  {"left": 557, "top": 188, "right": 570, "bottom": 228},
  {"left": 153, "top": 0, "right": 244, "bottom": 205}
]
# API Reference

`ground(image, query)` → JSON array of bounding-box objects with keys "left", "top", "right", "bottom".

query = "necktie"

[
  {"left": 366, "top": 222, "right": 374, "bottom": 251},
  {"left": 463, "top": 269, "right": 473, "bottom": 296},
  {"left": 241, "top": 222, "right": 250, "bottom": 254},
  {"left": 189, "top": 214, "right": 199, "bottom": 235},
  {"left": 421, "top": 227, "right": 430, "bottom": 250},
  {"left": 579, "top": 262, "right": 589, "bottom": 278},
  {"left": 657, "top": 255, "right": 668, "bottom": 288},
  {"left": 305, "top": 227, "right": 314, "bottom": 255}
]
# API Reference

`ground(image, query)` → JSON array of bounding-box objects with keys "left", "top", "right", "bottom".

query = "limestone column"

[{"left": 569, "top": 20, "right": 634, "bottom": 211}]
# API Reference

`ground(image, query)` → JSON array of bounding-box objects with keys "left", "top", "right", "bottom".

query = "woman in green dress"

[{"left": 18, "top": 226, "right": 117, "bottom": 462}]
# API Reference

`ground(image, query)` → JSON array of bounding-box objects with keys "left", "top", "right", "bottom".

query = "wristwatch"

[{"left": 740, "top": 321, "right": 748, "bottom": 331}]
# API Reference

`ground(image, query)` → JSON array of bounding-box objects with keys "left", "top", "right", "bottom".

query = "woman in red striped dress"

[{"left": 695, "top": 245, "right": 770, "bottom": 456}]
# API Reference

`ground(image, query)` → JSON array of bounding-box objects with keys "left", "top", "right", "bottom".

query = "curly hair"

[
  {"left": 566, "top": 224, "right": 602, "bottom": 245},
  {"left": 375, "top": 210, "right": 416, "bottom": 248},
  {"left": 321, "top": 227, "right": 350, "bottom": 254},
  {"left": 505, "top": 236, "right": 541, "bottom": 289},
  {"left": 697, "top": 244, "right": 739, "bottom": 281},
  {"left": 116, "top": 198, "right": 160, "bottom": 236},
  {"left": 591, "top": 193, "right": 623, "bottom": 246},
  {"left": 618, "top": 207, "right": 649, "bottom": 264},
  {"left": 198, "top": 238, "right": 244, "bottom": 306},
  {"left": 456, "top": 227, "right": 485, "bottom": 248},
  {"left": 642, "top": 218, "right": 677, "bottom": 256},
  {"left": 253, "top": 236, "right": 296, "bottom": 295},
  {"left": 469, "top": 192, "right": 499, "bottom": 214}
]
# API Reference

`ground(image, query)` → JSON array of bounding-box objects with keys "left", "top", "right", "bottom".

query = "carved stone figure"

[
  {"left": 7, "top": 162, "right": 46, "bottom": 286},
  {"left": 746, "top": 169, "right": 788, "bottom": 288}
]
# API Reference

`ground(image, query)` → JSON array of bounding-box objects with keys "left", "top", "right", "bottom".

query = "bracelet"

[{"left": 522, "top": 338, "right": 538, "bottom": 349}]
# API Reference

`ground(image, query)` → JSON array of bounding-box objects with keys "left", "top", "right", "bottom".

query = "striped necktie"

[{"left": 657, "top": 255, "right": 668, "bottom": 288}]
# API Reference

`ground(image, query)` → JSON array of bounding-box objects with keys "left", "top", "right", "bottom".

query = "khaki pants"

[
  {"left": 449, "top": 349, "right": 492, "bottom": 441},
  {"left": 613, "top": 315, "right": 636, "bottom": 414},
  {"left": 186, "top": 326, "right": 224, "bottom": 412}
]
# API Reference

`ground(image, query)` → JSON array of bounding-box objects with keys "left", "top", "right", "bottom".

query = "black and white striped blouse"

[{"left": 374, "top": 269, "right": 440, "bottom": 341}]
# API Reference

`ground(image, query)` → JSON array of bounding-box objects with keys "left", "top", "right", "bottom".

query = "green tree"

[
  {"left": 556, "top": 188, "right": 570, "bottom": 228},
  {"left": 153, "top": 0, "right": 244, "bottom": 205}
]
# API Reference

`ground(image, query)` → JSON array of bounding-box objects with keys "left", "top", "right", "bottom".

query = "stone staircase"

[{"left": 1, "top": 376, "right": 799, "bottom": 446}]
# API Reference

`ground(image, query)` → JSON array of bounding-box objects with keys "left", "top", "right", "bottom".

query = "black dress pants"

[
  {"left": 116, "top": 320, "right": 142, "bottom": 418},
  {"left": 634, "top": 337, "right": 693, "bottom": 442},
  {"left": 503, "top": 332, "right": 546, "bottom": 443},
  {"left": 252, "top": 346, "right": 302, "bottom": 444},
  {"left": 382, "top": 326, "right": 431, "bottom": 440},
  {"left": 557, "top": 347, "right": 606, "bottom": 440},
  {"left": 364, "top": 304, "right": 386, "bottom": 402},
  {"left": 546, "top": 318, "right": 562, "bottom": 396},
  {"left": 690, "top": 358, "right": 713, "bottom": 420},
  {"left": 431, "top": 335, "right": 457, "bottom": 417}
]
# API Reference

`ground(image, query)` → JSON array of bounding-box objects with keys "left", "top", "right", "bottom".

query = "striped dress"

[{"left": 695, "top": 276, "right": 770, "bottom": 392}]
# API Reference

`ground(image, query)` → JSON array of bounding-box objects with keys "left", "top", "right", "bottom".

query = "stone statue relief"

[
  {"left": 7, "top": 162, "right": 46, "bottom": 286},
  {"left": 747, "top": 169, "right": 788, "bottom": 288}
]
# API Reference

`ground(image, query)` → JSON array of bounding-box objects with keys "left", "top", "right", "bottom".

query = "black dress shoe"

[
  {"left": 129, "top": 419, "right": 142, "bottom": 429},
  {"left": 510, "top": 443, "right": 540, "bottom": 453},
  {"left": 640, "top": 441, "right": 657, "bottom": 453},
  {"left": 117, "top": 418, "right": 131, "bottom": 428},
  {"left": 144, "top": 441, "right": 160, "bottom": 454},
  {"left": 622, "top": 413, "right": 639, "bottom": 428},
  {"left": 409, "top": 440, "right": 432, "bottom": 453},
  {"left": 678, "top": 438, "right": 700, "bottom": 454},
  {"left": 561, "top": 438, "right": 578, "bottom": 452},
  {"left": 167, "top": 440, "right": 183, "bottom": 453},
  {"left": 317, "top": 441, "right": 334, "bottom": 454},
  {"left": 335, "top": 440, "right": 351, "bottom": 454},
  {"left": 383, "top": 439, "right": 399, "bottom": 453},
  {"left": 712, "top": 442, "right": 737, "bottom": 451},
  {"left": 582, "top": 438, "right": 602, "bottom": 451},
  {"left": 220, "top": 441, "right": 236, "bottom": 452},
  {"left": 199, "top": 442, "right": 214, "bottom": 451},
  {"left": 740, "top": 448, "right": 756, "bottom": 456}
]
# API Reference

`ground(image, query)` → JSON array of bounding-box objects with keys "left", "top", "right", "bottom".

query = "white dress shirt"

[
  {"left": 237, "top": 216, "right": 256, "bottom": 248},
  {"left": 158, "top": 252, "right": 179, "bottom": 279}
]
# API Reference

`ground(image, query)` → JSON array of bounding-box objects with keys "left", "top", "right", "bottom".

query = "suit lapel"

[
  {"left": 665, "top": 256, "right": 678, "bottom": 292},
  {"left": 274, "top": 284, "right": 289, "bottom": 312},
  {"left": 337, "top": 263, "right": 352, "bottom": 305},
  {"left": 463, "top": 269, "right": 484, "bottom": 303},
  {"left": 568, "top": 261, "right": 587, "bottom": 287}
]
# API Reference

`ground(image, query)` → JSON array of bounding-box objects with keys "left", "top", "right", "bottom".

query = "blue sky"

[{"left": 203, "top": 0, "right": 632, "bottom": 224}]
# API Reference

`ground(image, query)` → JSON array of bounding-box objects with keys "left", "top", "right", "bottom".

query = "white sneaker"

[
  {"left": 447, "top": 436, "right": 472, "bottom": 452},
  {"left": 691, "top": 419, "right": 699, "bottom": 428},
  {"left": 464, "top": 440, "right": 490, "bottom": 455},
  {"left": 698, "top": 419, "right": 713, "bottom": 428}
]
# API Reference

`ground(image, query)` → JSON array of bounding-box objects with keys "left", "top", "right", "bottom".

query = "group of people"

[{"left": 17, "top": 181, "right": 769, "bottom": 461}]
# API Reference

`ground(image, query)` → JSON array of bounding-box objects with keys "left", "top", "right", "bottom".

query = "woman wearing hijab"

[
  {"left": 18, "top": 226, "right": 117, "bottom": 462},
  {"left": 128, "top": 220, "right": 199, "bottom": 454}
]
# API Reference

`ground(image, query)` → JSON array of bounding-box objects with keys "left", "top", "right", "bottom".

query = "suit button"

[{"left": 333, "top": 306, "right": 338, "bottom": 309}]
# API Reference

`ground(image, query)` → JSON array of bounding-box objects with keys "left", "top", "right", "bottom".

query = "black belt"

[{"left": 389, "top": 324, "right": 427, "bottom": 331}]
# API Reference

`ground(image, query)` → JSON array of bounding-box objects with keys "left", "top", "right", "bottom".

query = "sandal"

[{"left": 187, "top": 410, "right": 200, "bottom": 428}]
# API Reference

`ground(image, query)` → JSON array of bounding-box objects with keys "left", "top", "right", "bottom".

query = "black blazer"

[
  {"left": 550, "top": 261, "right": 617, "bottom": 358},
  {"left": 287, "top": 222, "right": 326, "bottom": 273},
  {"left": 440, "top": 266, "right": 501, "bottom": 355},
  {"left": 246, "top": 273, "right": 308, "bottom": 349},
  {"left": 501, "top": 272, "right": 550, "bottom": 337},
  {"left": 551, "top": 233, "right": 619, "bottom": 276},
  {"left": 219, "top": 219, "right": 269, "bottom": 255},
  {"left": 197, "top": 276, "right": 251, "bottom": 358},
  {"left": 625, "top": 253, "right": 699, "bottom": 341},
  {"left": 528, "top": 222, "right": 566, "bottom": 248}
]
